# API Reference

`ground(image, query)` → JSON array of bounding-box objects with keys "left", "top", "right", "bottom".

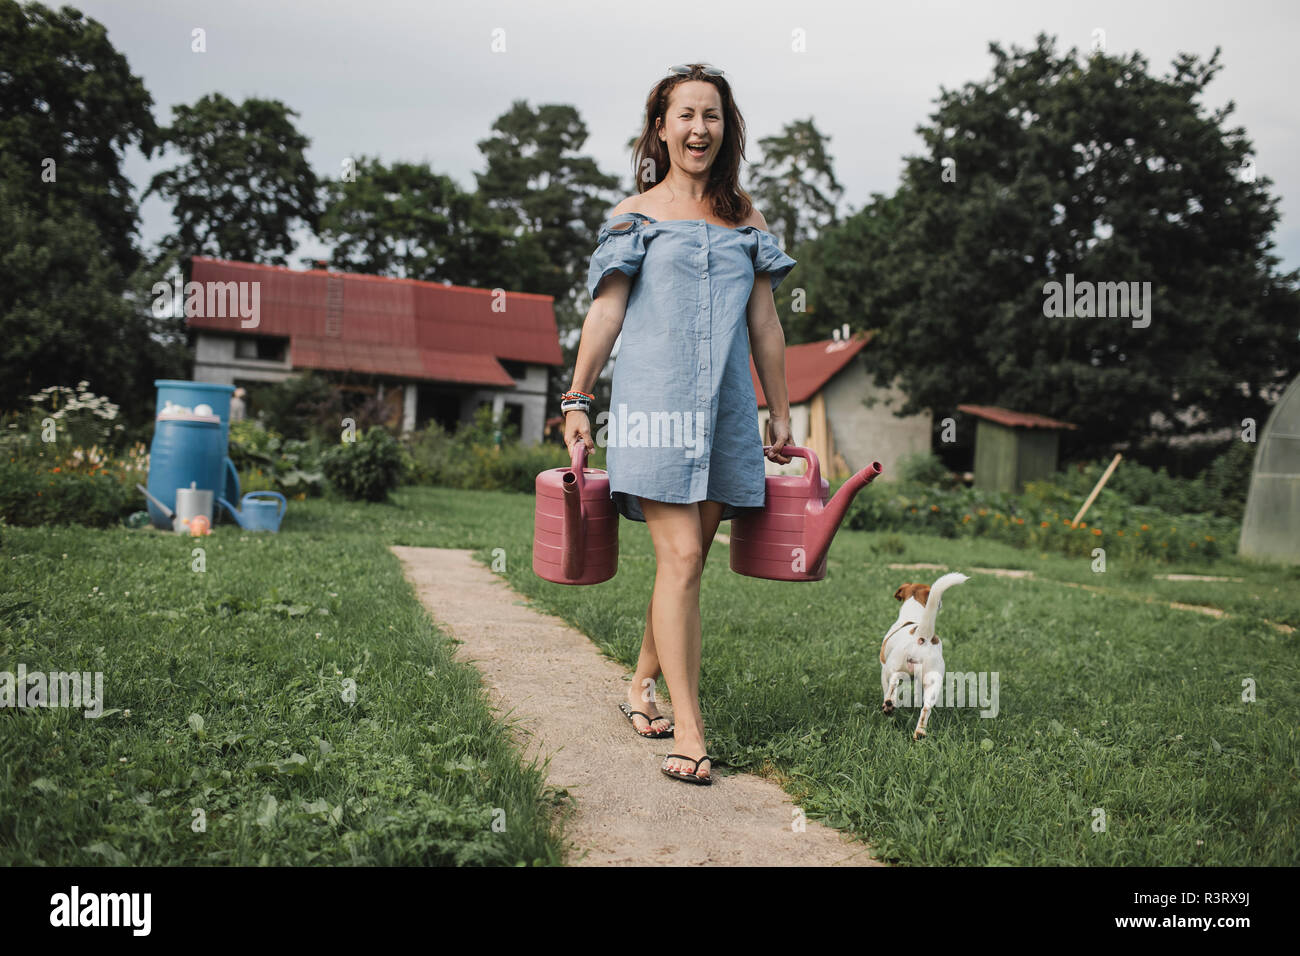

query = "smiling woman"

[{"left": 561, "top": 63, "right": 798, "bottom": 789}]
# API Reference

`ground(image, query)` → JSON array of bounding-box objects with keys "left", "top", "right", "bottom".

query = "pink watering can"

[
  {"left": 533, "top": 441, "right": 619, "bottom": 585},
  {"left": 730, "top": 446, "right": 883, "bottom": 582}
]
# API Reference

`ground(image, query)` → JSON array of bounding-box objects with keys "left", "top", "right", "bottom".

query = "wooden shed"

[{"left": 958, "top": 404, "right": 1077, "bottom": 492}]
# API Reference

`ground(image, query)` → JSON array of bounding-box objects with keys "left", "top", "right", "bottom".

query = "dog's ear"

[
  {"left": 913, "top": 585, "right": 932, "bottom": 607},
  {"left": 894, "top": 583, "right": 916, "bottom": 602}
]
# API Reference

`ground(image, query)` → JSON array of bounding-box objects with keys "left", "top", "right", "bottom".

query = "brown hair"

[{"left": 630, "top": 64, "right": 753, "bottom": 225}]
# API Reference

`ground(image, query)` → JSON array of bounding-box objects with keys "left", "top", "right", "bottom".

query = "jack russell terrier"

[{"left": 880, "top": 572, "right": 969, "bottom": 739}]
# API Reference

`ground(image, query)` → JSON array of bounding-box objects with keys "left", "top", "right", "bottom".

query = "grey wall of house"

[
  {"left": 448, "top": 362, "right": 550, "bottom": 443},
  {"left": 194, "top": 333, "right": 294, "bottom": 385},
  {"left": 820, "top": 354, "right": 932, "bottom": 480},
  {"left": 194, "top": 333, "right": 551, "bottom": 442}
]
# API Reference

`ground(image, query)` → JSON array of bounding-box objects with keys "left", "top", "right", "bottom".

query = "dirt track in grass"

[{"left": 392, "top": 545, "right": 878, "bottom": 867}]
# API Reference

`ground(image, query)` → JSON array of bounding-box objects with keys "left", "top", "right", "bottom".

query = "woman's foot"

[
  {"left": 625, "top": 685, "right": 672, "bottom": 737},
  {"left": 662, "top": 732, "right": 711, "bottom": 782}
]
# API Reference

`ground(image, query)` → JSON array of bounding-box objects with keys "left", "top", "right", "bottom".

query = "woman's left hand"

[{"left": 765, "top": 415, "right": 793, "bottom": 464}]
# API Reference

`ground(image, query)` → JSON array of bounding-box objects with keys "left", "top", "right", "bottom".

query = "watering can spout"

[
  {"left": 804, "top": 459, "right": 884, "bottom": 572},
  {"left": 560, "top": 443, "right": 587, "bottom": 580}
]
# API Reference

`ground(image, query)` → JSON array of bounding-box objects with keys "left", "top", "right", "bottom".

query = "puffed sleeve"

[
  {"left": 586, "top": 218, "right": 647, "bottom": 300},
  {"left": 751, "top": 230, "right": 797, "bottom": 292}
]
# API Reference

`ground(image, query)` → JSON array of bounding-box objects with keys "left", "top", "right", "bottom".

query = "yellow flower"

[
  {"left": 1040, "top": 521, "right": 1050, "bottom": 528},
  {"left": 1091, "top": 528, "right": 1102, "bottom": 536},
  {"left": 1140, "top": 524, "right": 1150, "bottom": 531},
  {"left": 931, "top": 505, "right": 939, "bottom": 512}
]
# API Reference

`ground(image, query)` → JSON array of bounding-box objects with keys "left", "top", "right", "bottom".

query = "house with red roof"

[
  {"left": 750, "top": 326, "right": 931, "bottom": 480},
  {"left": 185, "top": 256, "right": 564, "bottom": 440}
]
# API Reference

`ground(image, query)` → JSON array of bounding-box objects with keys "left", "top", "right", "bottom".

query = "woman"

[{"left": 563, "top": 63, "right": 796, "bottom": 785}]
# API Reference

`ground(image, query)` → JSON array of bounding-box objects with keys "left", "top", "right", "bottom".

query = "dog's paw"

[
  {"left": 882, "top": 700, "right": 895, "bottom": 716},
  {"left": 913, "top": 728, "right": 927, "bottom": 740}
]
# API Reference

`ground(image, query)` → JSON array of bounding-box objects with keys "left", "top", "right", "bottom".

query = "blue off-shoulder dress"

[{"left": 585, "top": 211, "right": 797, "bottom": 523}]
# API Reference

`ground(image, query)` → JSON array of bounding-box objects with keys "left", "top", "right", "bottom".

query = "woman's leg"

[
  {"left": 627, "top": 500, "right": 727, "bottom": 735},
  {"left": 636, "top": 498, "right": 727, "bottom": 778}
]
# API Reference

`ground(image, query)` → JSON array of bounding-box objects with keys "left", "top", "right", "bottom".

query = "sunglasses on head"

[{"left": 668, "top": 64, "right": 724, "bottom": 77}]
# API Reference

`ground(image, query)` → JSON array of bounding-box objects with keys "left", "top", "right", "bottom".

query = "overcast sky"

[{"left": 75, "top": 0, "right": 1300, "bottom": 276}]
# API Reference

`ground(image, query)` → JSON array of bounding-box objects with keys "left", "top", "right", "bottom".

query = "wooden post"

[{"left": 1071, "top": 453, "right": 1122, "bottom": 528}]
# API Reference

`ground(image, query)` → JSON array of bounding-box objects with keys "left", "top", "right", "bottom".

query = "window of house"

[
  {"left": 500, "top": 360, "right": 527, "bottom": 380},
  {"left": 235, "top": 336, "right": 288, "bottom": 362}
]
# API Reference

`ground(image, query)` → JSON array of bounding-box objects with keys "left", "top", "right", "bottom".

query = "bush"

[
  {"left": 228, "top": 419, "right": 325, "bottom": 498},
  {"left": 0, "top": 458, "right": 130, "bottom": 528},
  {"left": 843, "top": 470, "right": 1239, "bottom": 565},
  {"left": 403, "top": 407, "right": 574, "bottom": 494},
  {"left": 1052, "top": 442, "right": 1254, "bottom": 520},
  {"left": 895, "top": 450, "right": 961, "bottom": 489},
  {"left": 250, "top": 372, "right": 399, "bottom": 442},
  {"left": 320, "top": 426, "right": 411, "bottom": 501}
]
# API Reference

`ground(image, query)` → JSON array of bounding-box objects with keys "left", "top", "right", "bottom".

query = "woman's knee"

[{"left": 658, "top": 540, "right": 704, "bottom": 582}]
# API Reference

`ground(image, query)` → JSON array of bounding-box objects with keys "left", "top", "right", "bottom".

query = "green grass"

[
  {"left": 4, "top": 482, "right": 1296, "bottom": 865},
  {"left": 478, "top": 485, "right": 1299, "bottom": 865},
  {"left": 0, "top": 491, "right": 567, "bottom": 865}
]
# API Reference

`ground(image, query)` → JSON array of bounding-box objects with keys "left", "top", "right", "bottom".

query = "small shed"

[
  {"left": 958, "top": 404, "right": 1077, "bottom": 492},
  {"left": 1238, "top": 372, "right": 1300, "bottom": 565}
]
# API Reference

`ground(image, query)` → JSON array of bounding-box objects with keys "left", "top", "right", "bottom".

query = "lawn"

[
  {"left": 3, "top": 483, "right": 1296, "bottom": 865},
  {"left": 0, "top": 491, "right": 567, "bottom": 866},
  {"left": 491, "top": 485, "right": 1299, "bottom": 866}
]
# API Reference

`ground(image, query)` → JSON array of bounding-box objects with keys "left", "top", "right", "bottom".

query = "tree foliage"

[
  {"left": 146, "top": 93, "right": 320, "bottom": 266},
  {"left": 802, "top": 34, "right": 1300, "bottom": 455},
  {"left": 745, "top": 117, "right": 843, "bottom": 249},
  {"left": 0, "top": 1, "right": 184, "bottom": 420}
]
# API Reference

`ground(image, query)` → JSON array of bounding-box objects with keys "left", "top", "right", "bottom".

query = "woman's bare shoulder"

[
  {"left": 609, "top": 196, "right": 644, "bottom": 218},
  {"left": 741, "top": 206, "right": 771, "bottom": 231}
]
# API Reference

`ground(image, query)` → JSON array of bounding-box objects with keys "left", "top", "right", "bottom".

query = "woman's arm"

[
  {"left": 747, "top": 274, "right": 794, "bottom": 462},
  {"left": 747, "top": 275, "right": 791, "bottom": 417},
  {"left": 568, "top": 274, "right": 631, "bottom": 396}
]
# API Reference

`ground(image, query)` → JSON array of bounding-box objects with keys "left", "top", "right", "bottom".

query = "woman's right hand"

[{"left": 564, "top": 410, "right": 595, "bottom": 455}]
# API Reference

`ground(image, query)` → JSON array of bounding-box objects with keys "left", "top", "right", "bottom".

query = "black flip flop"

[
  {"left": 661, "top": 753, "right": 714, "bottom": 785},
  {"left": 619, "top": 701, "right": 674, "bottom": 738}
]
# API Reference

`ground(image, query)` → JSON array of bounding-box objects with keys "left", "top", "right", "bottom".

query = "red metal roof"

[
  {"left": 957, "top": 404, "right": 1077, "bottom": 430},
  {"left": 186, "top": 257, "right": 563, "bottom": 386},
  {"left": 750, "top": 333, "right": 872, "bottom": 407}
]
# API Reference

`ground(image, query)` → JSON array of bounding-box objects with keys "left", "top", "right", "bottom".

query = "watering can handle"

[
  {"left": 763, "top": 444, "right": 819, "bottom": 484},
  {"left": 567, "top": 439, "right": 589, "bottom": 495},
  {"left": 244, "top": 491, "right": 287, "bottom": 518}
]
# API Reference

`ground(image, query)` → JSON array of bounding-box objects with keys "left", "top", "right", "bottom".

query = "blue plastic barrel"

[
  {"left": 154, "top": 379, "right": 240, "bottom": 508},
  {"left": 145, "top": 417, "right": 226, "bottom": 529}
]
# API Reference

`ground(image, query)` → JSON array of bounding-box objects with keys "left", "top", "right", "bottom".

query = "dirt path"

[{"left": 391, "top": 546, "right": 878, "bottom": 867}]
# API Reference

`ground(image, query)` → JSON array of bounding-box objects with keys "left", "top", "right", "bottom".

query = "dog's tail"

[{"left": 914, "top": 572, "right": 969, "bottom": 642}]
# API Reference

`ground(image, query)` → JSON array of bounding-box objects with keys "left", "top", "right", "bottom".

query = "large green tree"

[
  {"left": 317, "top": 155, "right": 515, "bottom": 284},
  {"left": 0, "top": 0, "right": 158, "bottom": 276},
  {"left": 745, "top": 117, "right": 843, "bottom": 250},
  {"left": 0, "top": 1, "right": 186, "bottom": 420},
  {"left": 146, "top": 93, "right": 320, "bottom": 267},
  {"left": 803, "top": 34, "right": 1300, "bottom": 455},
  {"left": 318, "top": 102, "right": 623, "bottom": 417}
]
